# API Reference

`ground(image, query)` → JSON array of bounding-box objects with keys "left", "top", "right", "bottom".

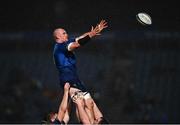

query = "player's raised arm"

[{"left": 67, "top": 20, "right": 108, "bottom": 51}]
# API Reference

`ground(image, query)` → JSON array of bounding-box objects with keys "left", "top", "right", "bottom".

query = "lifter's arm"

[{"left": 57, "top": 83, "right": 70, "bottom": 122}]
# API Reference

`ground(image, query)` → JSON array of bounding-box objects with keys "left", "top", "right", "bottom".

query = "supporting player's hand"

[
  {"left": 73, "top": 96, "right": 84, "bottom": 106},
  {"left": 64, "top": 83, "right": 70, "bottom": 92},
  {"left": 72, "top": 92, "right": 84, "bottom": 103}
]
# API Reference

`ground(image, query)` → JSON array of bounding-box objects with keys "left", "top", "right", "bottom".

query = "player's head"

[{"left": 53, "top": 28, "right": 68, "bottom": 43}]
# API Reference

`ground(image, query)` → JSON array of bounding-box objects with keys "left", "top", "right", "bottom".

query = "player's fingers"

[
  {"left": 91, "top": 26, "right": 94, "bottom": 31},
  {"left": 99, "top": 20, "right": 106, "bottom": 25},
  {"left": 103, "top": 25, "right": 108, "bottom": 29},
  {"left": 103, "top": 21, "right": 108, "bottom": 25}
]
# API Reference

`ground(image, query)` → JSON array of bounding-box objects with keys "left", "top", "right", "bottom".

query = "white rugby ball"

[{"left": 136, "top": 12, "right": 152, "bottom": 25}]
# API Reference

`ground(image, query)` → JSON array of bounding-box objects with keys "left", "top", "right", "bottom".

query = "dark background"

[{"left": 0, "top": 0, "right": 180, "bottom": 123}]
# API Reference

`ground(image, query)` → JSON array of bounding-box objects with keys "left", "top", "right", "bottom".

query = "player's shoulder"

[{"left": 68, "top": 37, "right": 76, "bottom": 43}]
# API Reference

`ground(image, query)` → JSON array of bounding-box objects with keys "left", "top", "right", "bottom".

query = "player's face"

[{"left": 59, "top": 29, "right": 68, "bottom": 42}]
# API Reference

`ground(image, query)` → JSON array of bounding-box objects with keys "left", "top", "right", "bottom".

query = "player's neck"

[{"left": 56, "top": 39, "right": 66, "bottom": 43}]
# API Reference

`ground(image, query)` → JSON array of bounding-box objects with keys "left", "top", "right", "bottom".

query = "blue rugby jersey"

[
  {"left": 53, "top": 38, "right": 76, "bottom": 68},
  {"left": 53, "top": 38, "right": 87, "bottom": 91}
]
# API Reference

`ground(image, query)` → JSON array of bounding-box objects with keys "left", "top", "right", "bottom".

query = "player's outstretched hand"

[
  {"left": 89, "top": 19, "right": 108, "bottom": 37},
  {"left": 97, "top": 19, "right": 108, "bottom": 32}
]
